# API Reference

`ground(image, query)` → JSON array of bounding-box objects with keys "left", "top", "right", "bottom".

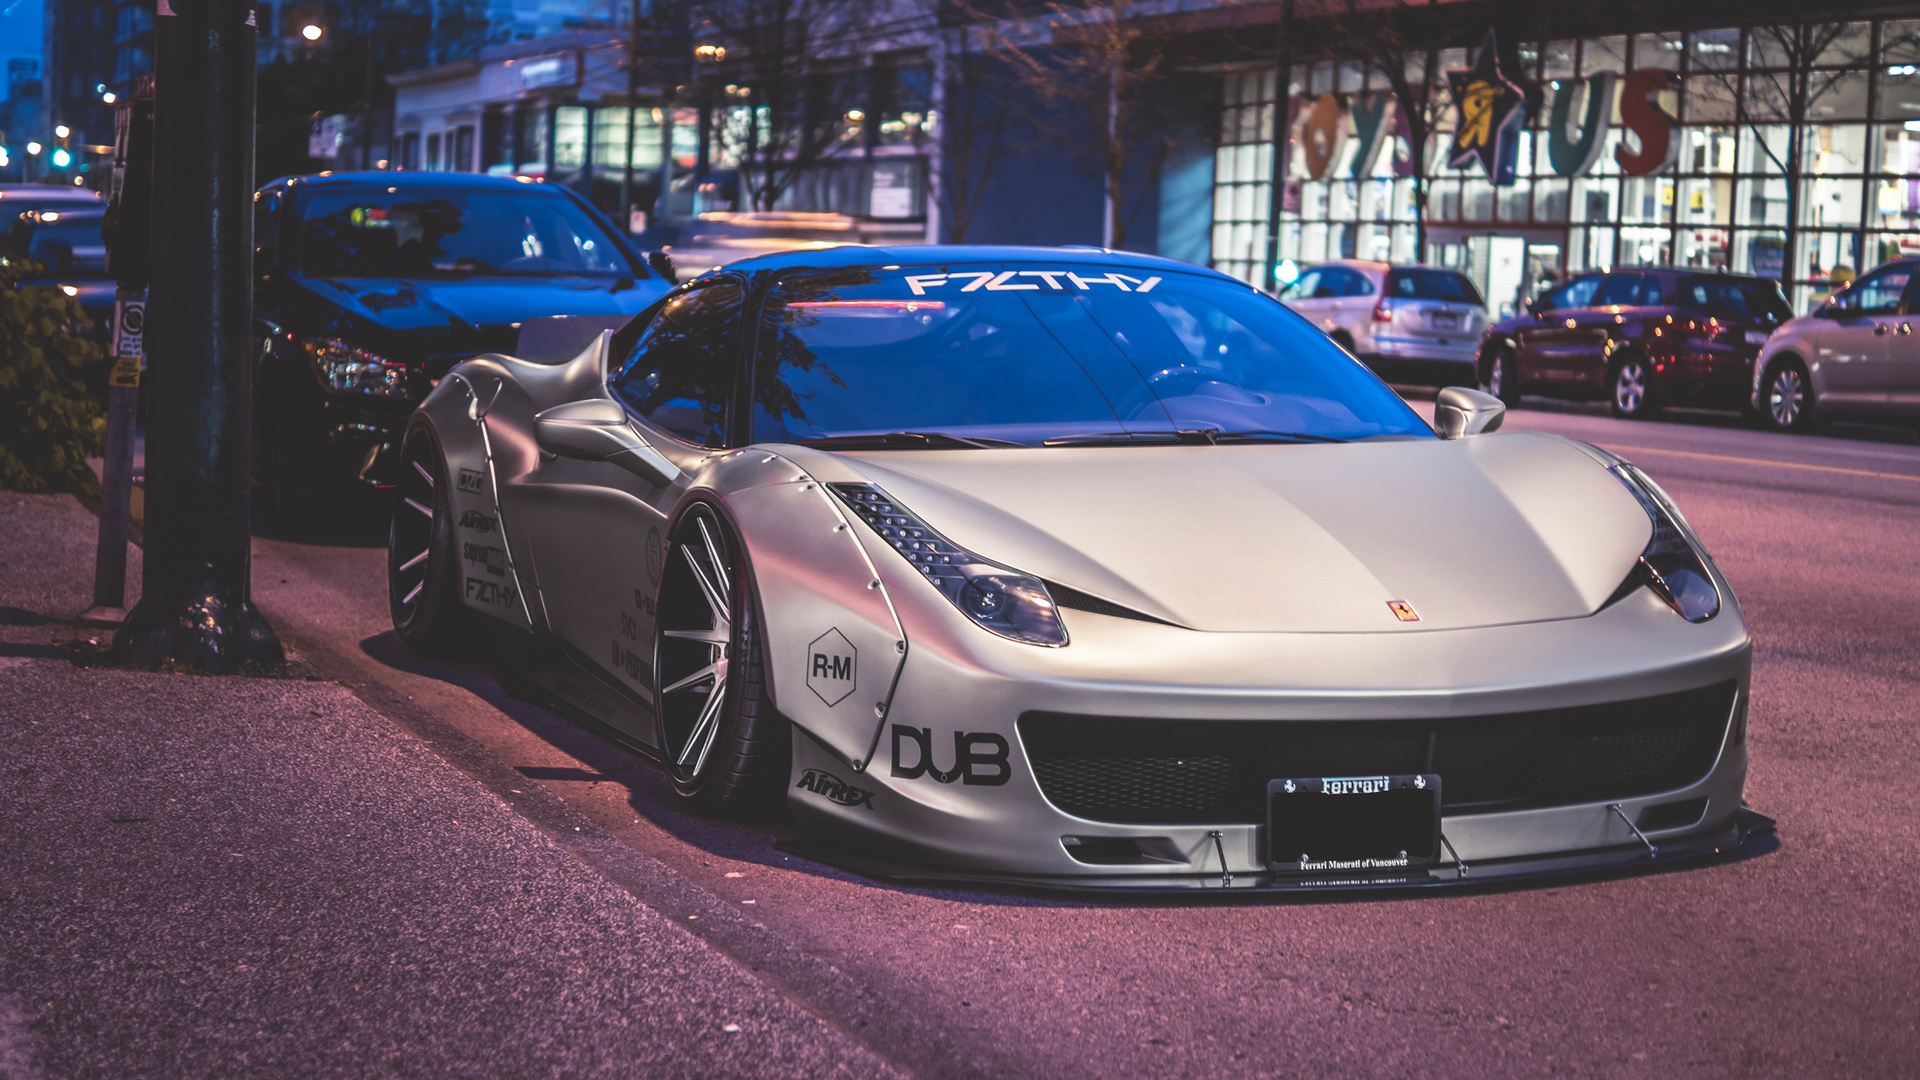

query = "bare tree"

[
  {"left": 999, "top": 0, "right": 1190, "bottom": 250},
  {"left": 933, "top": 10, "right": 1034, "bottom": 242},
  {"left": 699, "top": 0, "right": 875, "bottom": 211},
  {"left": 1307, "top": 0, "right": 1449, "bottom": 260},
  {"left": 1696, "top": 22, "right": 1875, "bottom": 293}
]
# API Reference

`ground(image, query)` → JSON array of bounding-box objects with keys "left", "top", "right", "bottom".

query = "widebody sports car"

[{"left": 389, "top": 245, "right": 1769, "bottom": 892}]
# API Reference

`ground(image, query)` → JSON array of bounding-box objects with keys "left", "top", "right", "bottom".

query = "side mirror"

[
  {"left": 1433, "top": 386, "right": 1506, "bottom": 439},
  {"left": 533, "top": 398, "right": 681, "bottom": 487},
  {"left": 646, "top": 250, "right": 676, "bottom": 281}
]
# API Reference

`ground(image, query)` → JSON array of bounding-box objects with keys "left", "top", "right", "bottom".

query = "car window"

[
  {"left": 1677, "top": 277, "right": 1790, "bottom": 323},
  {"left": 1385, "top": 268, "right": 1483, "bottom": 305},
  {"left": 1536, "top": 275, "right": 1602, "bottom": 313},
  {"left": 610, "top": 280, "right": 742, "bottom": 447},
  {"left": 1597, "top": 273, "right": 1662, "bottom": 307},
  {"left": 296, "top": 188, "right": 635, "bottom": 278},
  {"left": 1832, "top": 265, "right": 1911, "bottom": 316},
  {"left": 1278, "top": 268, "right": 1323, "bottom": 301},
  {"left": 1314, "top": 267, "right": 1351, "bottom": 299},
  {"left": 748, "top": 264, "right": 1432, "bottom": 445},
  {"left": 1344, "top": 269, "right": 1376, "bottom": 297}
]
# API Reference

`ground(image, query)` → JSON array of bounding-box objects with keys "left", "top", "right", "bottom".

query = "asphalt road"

[{"left": 64, "top": 400, "right": 1920, "bottom": 1076}]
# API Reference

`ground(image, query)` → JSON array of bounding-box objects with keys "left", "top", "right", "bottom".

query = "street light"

[
  {"left": 102, "top": 91, "right": 117, "bottom": 104},
  {"left": 26, "top": 141, "right": 41, "bottom": 155},
  {"left": 51, "top": 148, "right": 71, "bottom": 167},
  {"left": 301, "top": 23, "right": 323, "bottom": 41}
]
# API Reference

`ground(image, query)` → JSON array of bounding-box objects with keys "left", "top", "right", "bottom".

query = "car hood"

[
  {"left": 292, "top": 273, "right": 661, "bottom": 333},
  {"left": 830, "top": 433, "right": 1652, "bottom": 633}
]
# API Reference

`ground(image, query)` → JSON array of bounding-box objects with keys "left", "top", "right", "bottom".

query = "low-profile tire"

[
  {"left": 653, "top": 502, "right": 788, "bottom": 817},
  {"left": 1759, "top": 357, "right": 1818, "bottom": 433},
  {"left": 1609, "top": 353, "right": 1660, "bottom": 419},
  {"left": 1482, "top": 345, "right": 1522, "bottom": 409},
  {"left": 388, "top": 422, "right": 478, "bottom": 657}
]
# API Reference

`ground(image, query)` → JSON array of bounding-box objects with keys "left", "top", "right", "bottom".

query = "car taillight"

[{"left": 1372, "top": 297, "right": 1394, "bottom": 322}]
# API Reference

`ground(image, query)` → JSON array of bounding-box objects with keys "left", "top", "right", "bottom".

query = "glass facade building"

[{"left": 1211, "top": 20, "right": 1920, "bottom": 316}]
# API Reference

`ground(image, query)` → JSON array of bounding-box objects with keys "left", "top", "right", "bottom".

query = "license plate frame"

[
  {"left": 1428, "top": 313, "right": 1462, "bottom": 331},
  {"left": 1268, "top": 774, "right": 1442, "bottom": 872}
]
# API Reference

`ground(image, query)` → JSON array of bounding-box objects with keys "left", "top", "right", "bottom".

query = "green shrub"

[{"left": 0, "top": 258, "right": 108, "bottom": 496}]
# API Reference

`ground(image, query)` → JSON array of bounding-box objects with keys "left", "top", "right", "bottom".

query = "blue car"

[{"left": 251, "top": 171, "right": 673, "bottom": 517}]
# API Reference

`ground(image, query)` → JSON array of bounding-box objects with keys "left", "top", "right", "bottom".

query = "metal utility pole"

[
  {"left": 113, "top": 0, "right": 283, "bottom": 672},
  {"left": 619, "top": 0, "right": 642, "bottom": 233},
  {"left": 84, "top": 78, "right": 154, "bottom": 627}
]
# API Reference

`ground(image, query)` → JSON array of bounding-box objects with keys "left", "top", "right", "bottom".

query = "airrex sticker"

[
  {"left": 795, "top": 769, "right": 874, "bottom": 809},
  {"left": 903, "top": 270, "right": 1162, "bottom": 296},
  {"left": 458, "top": 510, "right": 497, "bottom": 533},
  {"left": 890, "top": 726, "right": 1011, "bottom": 786},
  {"left": 806, "top": 628, "right": 857, "bottom": 706}
]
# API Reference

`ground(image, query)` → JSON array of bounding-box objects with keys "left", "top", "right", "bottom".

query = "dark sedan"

[
  {"left": 1477, "top": 269, "right": 1792, "bottom": 418},
  {"left": 252, "top": 171, "right": 673, "bottom": 518},
  {"left": 2, "top": 207, "right": 115, "bottom": 341}
]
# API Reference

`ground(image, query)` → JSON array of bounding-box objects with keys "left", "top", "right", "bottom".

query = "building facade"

[{"left": 1208, "top": 11, "right": 1920, "bottom": 315}]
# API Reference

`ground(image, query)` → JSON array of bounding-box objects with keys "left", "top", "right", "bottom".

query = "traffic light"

[{"left": 51, "top": 124, "right": 72, "bottom": 169}]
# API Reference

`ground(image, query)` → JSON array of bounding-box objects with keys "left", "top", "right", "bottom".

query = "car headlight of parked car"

[
  {"left": 830, "top": 483, "right": 1069, "bottom": 647},
  {"left": 304, "top": 338, "right": 408, "bottom": 397},
  {"left": 1610, "top": 463, "right": 1720, "bottom": 623}
]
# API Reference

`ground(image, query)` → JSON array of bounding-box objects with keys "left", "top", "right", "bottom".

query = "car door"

[
  {"left": 1889, "top": 271, "right": 1920, "bottom": 416},
  {"left": 1515, "top": 274, "right": 1604, "bottom": 389},
  {"left": 1577, "top": 272, "right": 1663, "bottom": 392},
  {"left": 1813, "top": 263, "right": 1908, "bottom": 411},
  {"left": 516, "top": 278, "right": 744, "bottom": 724}
]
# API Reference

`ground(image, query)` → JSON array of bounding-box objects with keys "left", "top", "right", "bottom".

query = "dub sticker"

[
  {"left": 457, "top": 468, "right": 486, "bottom": 494},
  {"left": 890, "top": 726, "right": 1011, "bottom": 786}
]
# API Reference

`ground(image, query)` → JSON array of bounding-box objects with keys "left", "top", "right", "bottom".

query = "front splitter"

[{"left": 780, "top": 808, "right": 1776, "bottom": 897}]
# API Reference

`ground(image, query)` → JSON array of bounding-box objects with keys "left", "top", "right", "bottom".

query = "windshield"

[
  {"left": 1385, "top": 268, "right": 1482, "bottom": 305},
  {"left": 749, "top": 264, "right": 1432, "bottom": 446},
  {"left": 295, "top": 188, "right": 633, "bottom": 278}
]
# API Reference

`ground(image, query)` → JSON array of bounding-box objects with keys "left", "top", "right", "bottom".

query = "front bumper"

[
  {"left": 784, "top": 807, "right": 1774, "bottom": 895},
  {"left": 785, "top": 580, "right": 1757, "bottom": 883}
]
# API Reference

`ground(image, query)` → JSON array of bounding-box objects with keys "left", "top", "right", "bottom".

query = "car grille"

[{"left": 1019, "top": 681, "right": 1737, "bottom": 824}]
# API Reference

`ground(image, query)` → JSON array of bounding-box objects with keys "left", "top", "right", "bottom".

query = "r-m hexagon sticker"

[{"left": 806, "top": 628, "right": 858, "bottom": 707}]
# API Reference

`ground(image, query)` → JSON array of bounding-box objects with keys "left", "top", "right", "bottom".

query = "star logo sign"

[{"left": 1447, "top": 28, "right": 1528, "bottom": 185}]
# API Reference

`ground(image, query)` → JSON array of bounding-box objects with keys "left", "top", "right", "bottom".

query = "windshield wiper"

[
  {"left": 1043, "top": 428, "right": 1344, "bottom": 447},
  {"left": 799, "top": 431, "right": 1021, "bottom": 450}
]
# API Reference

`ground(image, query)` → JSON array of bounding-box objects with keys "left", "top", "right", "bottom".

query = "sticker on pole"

[{"left": 109, "top": 295, "right": 146, "bottom": 388}]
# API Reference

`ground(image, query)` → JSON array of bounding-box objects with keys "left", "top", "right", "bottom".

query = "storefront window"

[{"left": 553, "top": 106, "right": 587, "bottom": 170}]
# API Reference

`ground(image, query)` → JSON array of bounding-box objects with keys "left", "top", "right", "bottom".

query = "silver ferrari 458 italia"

[{"left": 388, "top": 245, "right": 1770, "bottom": 892}]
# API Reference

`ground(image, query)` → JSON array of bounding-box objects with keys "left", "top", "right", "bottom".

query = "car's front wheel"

[
  {"left": 1609, "top": 354, "right": 1659, "bottom": 419},
  {"left": 653, "top": 502, "right": 788, "bottom": 816},
  {"left": 1760, "top": 358, "right": 1818, "bottom": 433},
  {"left": 389, "top": 423, "right": 478, "bottom": 657}
]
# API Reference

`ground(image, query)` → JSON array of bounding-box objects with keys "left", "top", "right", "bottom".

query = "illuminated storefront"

[{"left": 1211, "top": 20, "right": 1920, "bottom": 315}]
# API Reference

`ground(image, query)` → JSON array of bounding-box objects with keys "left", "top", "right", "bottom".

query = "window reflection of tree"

[
  {"left": 300, "top": 199, "right": 467, "bottom": 277},
  {"left": 752, "top": 270, "right": 872, "bottom": 434},
  {"left": 611, "top": 282, "right": 744, "bottom": 447}
]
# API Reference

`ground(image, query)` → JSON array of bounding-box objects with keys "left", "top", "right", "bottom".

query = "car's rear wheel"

[
  {"left": 1609, "top": 354, "right": 1659, "bottom": 419},
  {"left": 1760, "top": 358, "right": 1818, "bottom": 433},
  {"left": 653, "top": 502, "right": 787, "bottom": 816},
  {"left": 1483, "top": 345, "right": 1522, "bottom": 408},
  {"left": 389, "top": 423, "right": 478, "bottom": 657}
]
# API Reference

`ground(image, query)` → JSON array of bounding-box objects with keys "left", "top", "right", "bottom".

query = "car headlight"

[
  {"left": 304, "top": 338, "right": 408, "bottom": 397},
  {"left": 830, "top": 483, "right": 1068, "bottom": 647},
  {"left": 1610, "top": 463, "right": 1720, "bottom": 623}
]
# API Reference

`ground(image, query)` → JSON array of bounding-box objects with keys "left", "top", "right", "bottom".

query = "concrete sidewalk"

[{"left": 0, "top": 494, "right": 898, "bottom": 1080}]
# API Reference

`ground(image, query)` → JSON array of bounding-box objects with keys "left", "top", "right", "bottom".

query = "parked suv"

[
  {"left": 1478, "top": 268, "right": 1792, "bottom": 418},
  {"left": 1752, "top": 259, "right": 1920, "bottom": 432},
  {"left": 1279, "top": 261, "right": 1488, "bottom": 386}
]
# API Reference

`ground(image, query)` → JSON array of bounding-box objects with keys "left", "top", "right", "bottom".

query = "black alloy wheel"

[
  {"left": 388, "top": 423, "right": 477, "bottom": 656},
  {"left": 1609, "top": 354, "right": 1659, "bottom": 419},
  {"left": 1484, "top": 345, "right": 1522, "bottom": 409},
  {"left": 1761, "top": 359, "right": 1817, "bottom": 433},
  {"left": 652, "top": 503, "right": 787, "bottom": 815}
]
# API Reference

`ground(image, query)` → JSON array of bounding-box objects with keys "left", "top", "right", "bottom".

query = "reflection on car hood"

[
  {"left": 296, "top": 274, "right": 659, "bottom": 332},
  {"left": 832, "top": 433, "right": 1652, "bottom": 633}
]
